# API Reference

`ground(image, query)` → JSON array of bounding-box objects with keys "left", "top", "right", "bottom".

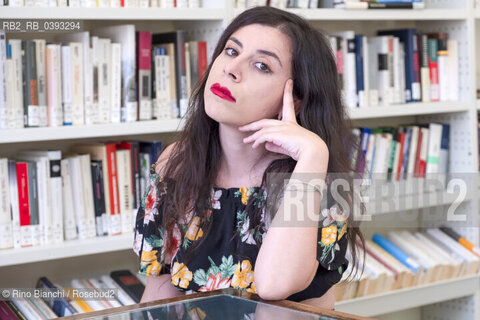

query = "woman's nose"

[{"left": 224, "top": 59, "right": 242, "bottom": 82}]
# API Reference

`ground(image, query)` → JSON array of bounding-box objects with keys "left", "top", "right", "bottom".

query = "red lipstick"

[{"left": 210, "top": 83, "right": 236, "bottom": 103}]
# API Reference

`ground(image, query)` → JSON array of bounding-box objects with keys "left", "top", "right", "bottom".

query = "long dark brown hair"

[{"left": 158, "top": 6, "right": 364, "bottom": 280}]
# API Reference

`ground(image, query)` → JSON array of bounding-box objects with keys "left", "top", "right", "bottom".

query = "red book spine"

[
  {"left": 137, "top": 32, "right": 152, "bottom": 71},
  {"left": 106, "top": 144, "right": 120, "bottom": 216},
  {"left": 396, "top": 133, "right": 406, "bottom": 181},
  {"left": 429, "top": 62, "right": 439, "bottom": 102},
  {"left": 197, "top": 41, "right": 208, "bottom": 80},
  {"left": 414, "top": 129, "right": 423, "bottom": 178},
  {"left": 121, "top": 0, "right": 124, "bottom": 6},
  {"left": 16, "top": 162, "right": 31, "bottom": 226}
]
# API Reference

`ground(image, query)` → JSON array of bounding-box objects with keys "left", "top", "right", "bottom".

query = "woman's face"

[{"left": 204, "top": 24, "right": 293, "bottom": 127}]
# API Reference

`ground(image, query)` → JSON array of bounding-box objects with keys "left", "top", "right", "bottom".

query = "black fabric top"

[{"left": 133, "top": 168, "right": 349, "bottom": 302}]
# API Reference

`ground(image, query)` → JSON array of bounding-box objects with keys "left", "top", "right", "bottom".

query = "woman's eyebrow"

[{"left": 228, "top": 37, "right": 283, "bottom": 68}]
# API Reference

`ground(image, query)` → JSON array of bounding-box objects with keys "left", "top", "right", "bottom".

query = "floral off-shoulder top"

[{"left": 133, "top": 167, "right": 349, "bottom": 302}]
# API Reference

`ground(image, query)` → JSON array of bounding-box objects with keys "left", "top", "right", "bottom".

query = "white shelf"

[
  {"left": 366, "top": 188, "right": 471, "bottom": 215},
  {"left": 335, "top": 275, "right": 480, "bottom": 317},
  {"left": 348, "top": 101, "right": 470, "bottom": 120},
  {"left": 234, "top": 8, "right": 468, "bottom": 20},
  {"left": 0, "top": 7, "right": 225, "bottom": 20},
  {"left": 0, "top": 233, "right": 134, "bottom": 267},
  {"left": 0, "top": 119, "right": 185, "bottom": 144}
]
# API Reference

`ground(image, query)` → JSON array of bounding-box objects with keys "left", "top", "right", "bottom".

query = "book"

[{"left": 110, "top": 270, "right": 145, "bottom": 303}]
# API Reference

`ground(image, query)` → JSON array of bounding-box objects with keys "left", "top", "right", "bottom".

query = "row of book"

[
  {"left": 335, "top": 227, "right": 480, "bottom": 301},
  {"left": 352, "top": 122, "right": 450, "bottom": 184},
  {"left": 0, "top": 140, "right": 164, "bottom": 249},
  {"left": 234, "top": 0, "right": 425, "bottom": 9},
  {"left": 0, "top": 269, "right": 145, "bottom": 319},
  {"left": 331, "top": 29, "right": 459, "bottom": 108},
  {"left": 0, "top": 0, "right": 201, "bottom": 7},
  {"left": 0, "top": 27, "right": 207, "bottom": 129}
]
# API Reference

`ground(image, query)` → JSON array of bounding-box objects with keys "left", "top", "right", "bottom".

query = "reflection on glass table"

[{"left": 63, "top": 288, "right": 373, "bottom": 320}]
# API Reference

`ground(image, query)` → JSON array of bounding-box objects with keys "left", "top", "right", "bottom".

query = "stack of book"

[
  {"left": 0, "top": 27, "right": 208, "bottom": 129},
  {"left": 0, "top": 270, "right": 144, "bottom": 318},
  {"left": 0, "top": 0, "right": 202, "bottom": 8},
  {"left": 335, "top": 227, "right": 480, "bottom": 301},
  {"left": 352, "top": 123, "right": 449, "bottom": 188},
  {"left": 0, "top": 140, "right": 164, "bottom": 249},
  {"left": 329, "top": 29, "right": 458, "bottom": 108},
  {"left": 234, "top": 0, "right": 425, "bottom": 10}
]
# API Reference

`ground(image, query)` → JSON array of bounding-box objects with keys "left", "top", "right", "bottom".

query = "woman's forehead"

[{"left": 228, "top": 24, "right": 292, "bottom": 59}]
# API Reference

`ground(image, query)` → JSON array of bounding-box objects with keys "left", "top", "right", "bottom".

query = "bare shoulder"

[{"left": 154, "top": 142, "right": 178, "bottom": 175}]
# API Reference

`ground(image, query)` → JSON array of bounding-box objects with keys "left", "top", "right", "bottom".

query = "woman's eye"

[
  {"left": 255, "top": 62, "right": 271, "bottom": 73},
  {"left": 224, "top": 47, "right": 237, "bottom": 56}
]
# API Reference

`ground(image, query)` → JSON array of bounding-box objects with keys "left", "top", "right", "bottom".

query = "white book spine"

[
  {"left": 0, "top": 31, "right": 6, "bottom": 130},
  {"left": 392, "top": 37, "right": 401, "bottom": 104},
  {"left": 48, "top": 0, "right": 57, "bottom": 6},
  {"left": 150, "top": 0, "right": 159, "bottom": 6},
  {"left": 124, "top": 0, "right": 138, "bottom": 6},
  {"left": 61, "top": 45, "right": 73, "bottom": 125},
  {"left": 116, "top": 150, "right": 133, "bottom": 234},
  {"left": 61, "top": 159, "right": 77, "bottom": 240},
  {"left": 79, "top": 154, "right": 97, "bottom": 239},
  {"left": 57, "top": 0, "right": 67, "bottom": 5},
  {"left": 343, "top": 31, "right": 357, "bottom": 108},
  {"left": 69, "top": 0, "right": 80, "bottom": 5},
  {"left": 407, "top": 126, "right": 419, "bottom": 180},
  {"left": 155, "top": 54, "right": 172, "bottom": 119},
  {"left": 34, "top": 39, "right": 48, "bottom": 127},
  {"left": 25, "top": 0, "right": 34, "bottom": 5},
  {"left": 91, "top": 36, "right": 100, "bottom": 124},
  {"left": 0, "top": 159, "right": 13, "bottom": 249},
  {"left": 438, "top": 52, "right": 448, "bottom": 102},
  {"left": 5, "top": 57, "right": 16, "bottom": 129},
  {"left": 96, "top": 39, "right": 111, "bottom": 123},
  {"left": 176, "top": 0, "right": 187, "bottom": 6},
  {"left": 447, "top": 40, "right": 459, "bottom": 101},
  {"left": 160, "top": 0, "right": 174, "bottom": 7},
  {"left": 9, "top": 0, "right": 25, "bottom": 5},
  {"left": 110, "top": 0, "right": 121, "bottom": 6},
  {"left": 188, "top": 0, "right": 200, "bottom": 7},
  {"left": 46, "top": 44, "right": 63, "bottom": 127},
  {"left": 71, "top": 43, "right": 85, "bottom": 125},
  {"left": 9, "top": 40, "right": 25, "bottom": 129},
  {"left": 97, "top": 0, "right": 109, "bottom": 6},
  {"left": 111, "top": 43, "right": 122, "bottom": 123},
  {"left": 426, "top": 123, "right": 442, "bottom": 174},
  {"left": 85, "top": 46, "right": 95, "bottom": 124},
  {"left": 139, "top": 0, "right": 148, "bottom": 7},
  {"left": 367, "top": 37, "right": 379, "bottom": 107},
  {"left": 71, "top": 279, "right": 105, "bottom": 311},
  {"left": 69, "top": 156, "right": 89, "bottom": 239},
  {"left": 8, "top": 161, "right": 21, "bottom": 248},
  {"left": 377, "top": 36, "right": 392, "bottom": 106},
  {"left": 360, "top": 35, "right": 369, "bottom": 108}
]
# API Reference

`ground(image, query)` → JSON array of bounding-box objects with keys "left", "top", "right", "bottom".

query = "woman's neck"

[{"left": 216, "top": 123, "right": 272, "bottom": 188}]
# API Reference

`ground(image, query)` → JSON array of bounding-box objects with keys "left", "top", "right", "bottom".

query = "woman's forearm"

[
  {"left": 140, "top": 274, "right": 184, "bottom": 303},
  {"left": 255, "top": 150, "right": 328, "bottom": 300}
]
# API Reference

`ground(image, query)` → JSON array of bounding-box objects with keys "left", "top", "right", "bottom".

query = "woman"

[{"left": 133, "top": 6, "right": 364, "bottom": 310}]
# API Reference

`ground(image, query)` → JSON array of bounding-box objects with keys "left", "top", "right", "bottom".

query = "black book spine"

[{"left": 91, "top": 160, "right": 107, "bottom": 236}]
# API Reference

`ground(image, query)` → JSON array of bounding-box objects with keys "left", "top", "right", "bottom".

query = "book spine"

[
  {"left": 111, "top": 43, "right": 122, "bottom": 123},
  {"left": 46, "top": 44, "right": 63, "bottom": 127},
  {"left": 354, "top": 35, "right": 365, "bottom": 107},
  {"left": 419, "top": 34, "right": 430, "bottom": 102},
  {"left": 61, "top": 45, "right": 73, "bottom": 125},
  {"left": 97, "top": 39, "right": 111, "bottom": 124},
  {"left": 34, "top": 39, "right": 47, "bottom": 127},
  {"left": 0, "top": 158, "right": 13, "bottom": 249},
  {"left": 137, "top": 31, "right": 153, "bottom": 120},
  {"left": 437, "top": 33, "right": 448, "bottom": 102},
  {"left": 0, "top": 31, "right": 7, "bottom": 130},
  {"left": 428, "top": 38, "right": 440, "bottom": 102},
  {"left": 16, "top": 162, "right": 33, "bottom": 247},
  {"left": 8, "top": 40, "right": 24, "bottom": 129},
  {"left": 8, "top": 160, "right": 21, "bottom": 248},
  {"left": 23, "top": 40, "right": 40, "bottom": 127},
  {"left": 79, "top": 154, "right": 96, "bottom": 238},
  {"left": 91, "top": 160, "right": 107, "bottom": 236},
  {"left": 61, "top": 159, "right": 78, "bottom": 240},
  {"left": 446, "top": 39, "right": 459, "bottom": 101},
  {"left": 71, "top": 43, "right": 85, "bottom": 125},
  {"left": 106, "top": 144, "right": 121, "bottom": 235}
]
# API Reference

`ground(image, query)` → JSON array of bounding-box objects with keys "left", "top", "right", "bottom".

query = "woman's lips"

[{"left": 210, "top": 83, "right": 236, "bottom": 103}]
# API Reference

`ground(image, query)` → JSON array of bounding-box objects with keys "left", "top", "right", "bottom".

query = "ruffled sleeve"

[{"left": 133, "top": 168, "right": 181, "bottom": 277}]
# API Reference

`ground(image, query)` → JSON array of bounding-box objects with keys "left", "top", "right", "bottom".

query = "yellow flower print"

[
  {"left": 146, "top": 260, "right": 162, "bottom": 276},
  {"left": 232, "top": 260, "right": 254, "bottom": 289},
  {"left": 185, "top": 216, "right": 204, "bottom": 241},
  {"left": 239, "top": 187, "right": 250, "bottom": 205},
  {"left": 140, "top": 250, "right": 158, "bottom": 264},
  {"left": 171, "top": 262, "right": 193, "bottom": 289},
  {"left": 338, "top": 222, "right": 347, "bottom": 240},
  {"left": 246, "top": 282, "right": 257, "bottom": 293},
  {"left": 321, "top": 225, "right": 337, "bottom": 246},
  {"left": 188, "top": 307, "right": 207, "bottom": 320}
]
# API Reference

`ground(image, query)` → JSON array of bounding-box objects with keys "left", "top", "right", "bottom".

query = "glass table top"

[{"left": 63, "top": 289, "right": 372, "bottom": 320}]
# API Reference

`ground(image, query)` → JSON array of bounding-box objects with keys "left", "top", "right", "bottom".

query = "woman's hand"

[{"left": 238, "top": 79, "right": 328, "bottom": 162}]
